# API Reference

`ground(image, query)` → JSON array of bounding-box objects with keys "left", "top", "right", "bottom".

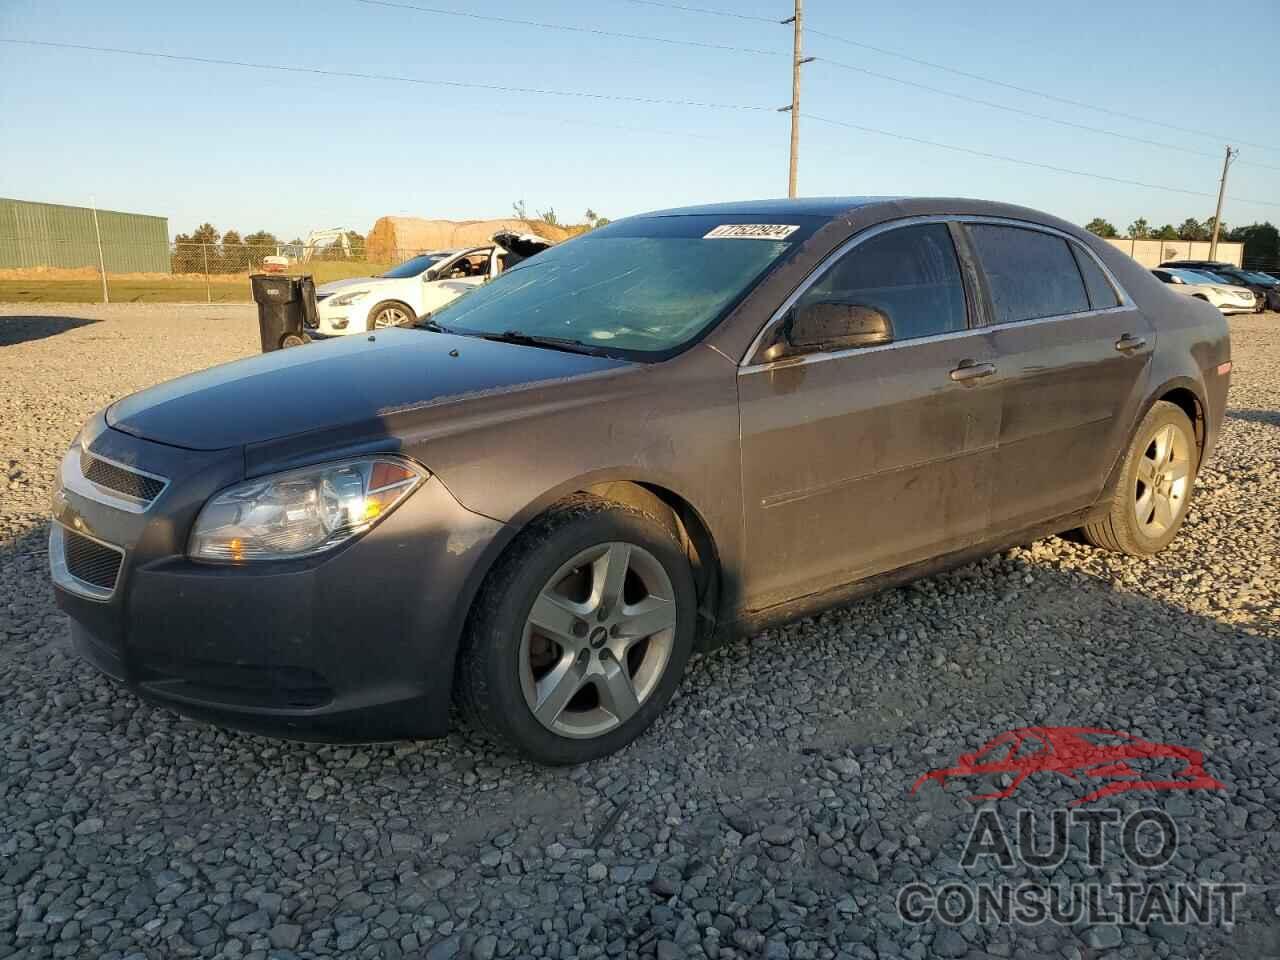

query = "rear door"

[
  {"left": 962, "top": 221, "right": 1154, "bottom": 535},
  {"left": 738, "top": 221, "right": 1002, "bottom": 611}
]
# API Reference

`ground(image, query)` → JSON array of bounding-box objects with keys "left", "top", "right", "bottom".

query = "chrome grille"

[
  {"left": 80, "top": 451, "right": 166, "bottom": 504},
  {"left": 62, "top": 527, "right": 124, "bottom": 592}
]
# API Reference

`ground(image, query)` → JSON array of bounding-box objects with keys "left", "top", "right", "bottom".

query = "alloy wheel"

[
  {"left": 373, "top": 307, "right": 410, "bottom": 328},
  {"left": 519, "top": 541, "right": 677, "bottom": 739},
  {"left": 1134, "top": 423, "right": 1192, "bottom": 536}
]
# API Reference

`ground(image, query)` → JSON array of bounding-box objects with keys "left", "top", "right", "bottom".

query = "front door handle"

[
  {"left": 1115, "top": 334, "right": 1147, "bottom": 353},
  {"left": 949, "top": 360, "right": 997, "bottom": 383}
]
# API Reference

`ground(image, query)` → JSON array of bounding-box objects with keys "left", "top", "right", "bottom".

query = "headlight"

[
  {"left": 1212, "top": 288, "right": 1228, "bottom": 295},
  {"left": 189, "top": 456, "right": 426, "bottom": 562},
  {"left": 327, "top": 289, "right": 370, "bottom": 307}
]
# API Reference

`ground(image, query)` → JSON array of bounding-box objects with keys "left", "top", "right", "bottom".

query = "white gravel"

[{"left": 1, "top": 304, "right": 1278, "bottom": 960}]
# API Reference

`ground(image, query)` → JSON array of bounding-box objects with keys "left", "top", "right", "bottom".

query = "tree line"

[
  {"left": 1084, "top": 216, "right": 1279, "bottom": 267},
  {"left": 171, "top": 224, "right": 364, "bottom": 274},
  {"left": 171, "top": 207, "right": 612, "bottom": 275}
]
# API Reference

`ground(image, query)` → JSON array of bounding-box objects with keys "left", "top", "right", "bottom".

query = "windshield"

[
  {"left": 1211, "top": 268, "right": 1249, "bottom": 283},
  {"left": 379, "top": 253, "right": 449, "bottom": 279},
  {"left": 426, "top": 215, "right": 821, "bottom": 357},
  {"left": 1171, "top": 269, "right": 1223, "bottom": 284},
  {"left": 1243, "top": 271, "right": 1277, "bottom": 285}
]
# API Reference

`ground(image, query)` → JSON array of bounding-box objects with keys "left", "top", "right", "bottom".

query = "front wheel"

[
  {"left": 369, "top": 301, "right": 415, "bottom": 329},
  {"left": 456, "top": 494, "right": 696, "bottom": 764},
  {"left": 1081, "top": 401, "right": 1198, "bottom": 556}
]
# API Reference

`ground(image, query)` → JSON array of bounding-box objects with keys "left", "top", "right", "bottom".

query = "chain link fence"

[
  {"left": 0, "top": 239, "right": 434, "bottom": 304},
  {"left": 2, "top": 236, "right": 1278, "bottom": 305}
]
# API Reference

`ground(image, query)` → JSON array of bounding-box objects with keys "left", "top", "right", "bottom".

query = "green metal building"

[{"left": 0, "top": 198, "right": 170, "bottom": 273}]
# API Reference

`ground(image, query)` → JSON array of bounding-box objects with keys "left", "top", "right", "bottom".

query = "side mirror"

[
  {"left": 789, "top": 301, "right": 893, "bottom": 352},
  {"left": 424, "top": 268, "right": 439, "bottom": 282}
]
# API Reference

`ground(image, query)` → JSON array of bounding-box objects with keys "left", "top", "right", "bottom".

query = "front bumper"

[{"left": 52, "top": 415, "right": 505, "bottom": 741}]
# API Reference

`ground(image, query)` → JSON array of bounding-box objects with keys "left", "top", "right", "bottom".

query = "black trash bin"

[{"left": 250, "top": 274, "right": 319, "bottom": 352}]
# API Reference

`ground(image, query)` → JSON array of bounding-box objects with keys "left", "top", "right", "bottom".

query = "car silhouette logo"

[{"left": 911, "top": 726, "right": 1226, "bottom": 806}]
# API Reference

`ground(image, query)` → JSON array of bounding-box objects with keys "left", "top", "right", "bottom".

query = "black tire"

[
  {"left": 1081, "top": 401, "right": 1198, "bottom": 556},
  {"left": 456, "top": 493, "right": 696, "bottom": 764},
  {"left": 367, "top": 301, "right": 415, "bottom": 330}
]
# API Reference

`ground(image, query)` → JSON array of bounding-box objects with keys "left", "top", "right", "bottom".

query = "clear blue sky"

[{"left": 2, "top": 0, "right": 1277, "bottom": 241}]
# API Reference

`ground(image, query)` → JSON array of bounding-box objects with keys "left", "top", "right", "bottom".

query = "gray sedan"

[{"left": 50, "top": 197, "right": 1230, "bottom": 763}]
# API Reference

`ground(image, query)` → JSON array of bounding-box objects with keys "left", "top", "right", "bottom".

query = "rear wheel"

[
  {"left": 280, "top": 332, "right": 308, "bottom": 348},
  {"left": 369, "top": 301, "right": 415, "bottom": 329},
  {"left": 1081, "top": 401, "right": 1197, "bottom": 556},
  {"left": 456, "top": 494, "right": 696, "bottom": 764}
]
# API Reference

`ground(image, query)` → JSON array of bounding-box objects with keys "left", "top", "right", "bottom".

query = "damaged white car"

[{"left": 312, "top": 232, "right": 552, "bottom": 335}]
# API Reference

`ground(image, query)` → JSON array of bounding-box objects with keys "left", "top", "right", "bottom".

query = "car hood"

[
  {"left": 316, "top": 276, "right": 384, "bottom": 295},
  {"left": 106, "top": 332, "right": 629, "bottom": 451},
  {"left": 1190, "top": 282, "right": 1252, "bottom": 295},
  {"left": 493, "top": 231, "right": 553, "bottom": 257}
]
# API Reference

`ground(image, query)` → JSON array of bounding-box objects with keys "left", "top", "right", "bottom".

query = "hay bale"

[{"left": 366, "top": 218, "right": 573, "bottom": 262}]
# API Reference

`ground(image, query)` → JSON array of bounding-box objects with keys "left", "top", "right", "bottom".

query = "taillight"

[{"left": 1216, "top": 361, "right": 1232, "bottom": 376}]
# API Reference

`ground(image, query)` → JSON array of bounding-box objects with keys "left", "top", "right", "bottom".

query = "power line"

[
  {"left": 6, "top": 37, "right": 1278, "bottom": 211},
  {"left": 815, "top": 57, "right": 1273, "bottom": 169},
  {"left": 356, "top": 0, "right": 785, "bottom": 56},
  {"left": 0, "top": 38, "right": 775, "bottom": 113},
  {"left": 805, "top": 26, "right": 1280, "bottom": 155},
  {"left": 618, "top": 0, "right": 783, "bottom": 23},
  {"left": 803, "top": 113, "right": 1280, "bottom": 209},
  {"left": 609, "top": 0, "right": 1280, "bottom": 158}
]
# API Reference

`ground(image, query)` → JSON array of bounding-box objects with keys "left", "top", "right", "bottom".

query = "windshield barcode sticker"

[{"left": 703, "top": 224, "right": 799, "bottom": 240}]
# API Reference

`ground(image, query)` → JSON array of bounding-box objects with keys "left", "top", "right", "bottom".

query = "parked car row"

[{"left": 1154, "top": 259, "right": 1280, "bottom": 313}]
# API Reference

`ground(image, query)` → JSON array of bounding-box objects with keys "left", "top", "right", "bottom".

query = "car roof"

[
  {"left": 631, "top": 196, "right": 1099, "bottom": 234},
  {"left": 638, "top": 196, "right": 900, "bottom": 219}
]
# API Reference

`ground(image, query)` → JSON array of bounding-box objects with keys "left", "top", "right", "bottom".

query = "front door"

[
  {"left": 961, "top": 223, "right": 1155, "bottom": 535},
  {"left": 738, "top": 221, "right": 1002, "bottom": 612}
]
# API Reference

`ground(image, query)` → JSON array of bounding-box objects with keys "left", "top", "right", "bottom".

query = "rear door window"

[
  {"left": 967, "top": 224, "right": 1090, "bottom": 323},
  {"left": 794, "top": 223, "right": 968, "bottom": 341},
  {"left": 1071, "top": 244, "right": 1121, "bottom": 309}
]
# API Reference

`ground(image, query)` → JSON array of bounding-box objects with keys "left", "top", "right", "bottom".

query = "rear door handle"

[
  {"left": 949, "top": 360, "right": 997, "bottom": 383},
  {"left": 1115, "top": 334, "right": 1147, "bottom": 352}
]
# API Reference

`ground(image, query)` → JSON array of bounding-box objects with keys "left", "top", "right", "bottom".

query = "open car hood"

[{"left": 492, "top": 231, "right": 553, "bottom": 258}]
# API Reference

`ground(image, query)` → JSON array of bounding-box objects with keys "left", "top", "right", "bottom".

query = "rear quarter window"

[
  {"left": 1071, "top": 243, "right": 1121, "bottom": 309},
  {"left": 967, "top": 224, "right": 1091, "bottom": 323}
]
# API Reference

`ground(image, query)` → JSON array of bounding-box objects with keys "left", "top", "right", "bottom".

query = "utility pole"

[
  {"left": 780, "top": 0, "right": 814, "bottom": 198},
  {"left": 1208, "top": 145, "right": 1238, "bottom": 262},
  {"left": 90, "top": 198, "right": 109, "bottom": 305}
]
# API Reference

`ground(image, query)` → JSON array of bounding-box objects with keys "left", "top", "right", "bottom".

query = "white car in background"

[
  {"left": 1150, "top": 267, "right": 1256, "bottom": 315},
  {"left": 312, "top": 233, "right": 552, "bottom": 335}
]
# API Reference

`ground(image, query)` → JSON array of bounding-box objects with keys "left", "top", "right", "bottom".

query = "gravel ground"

[{"left": 1, "top": 304, "right": 1277, "bottom": 960}]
